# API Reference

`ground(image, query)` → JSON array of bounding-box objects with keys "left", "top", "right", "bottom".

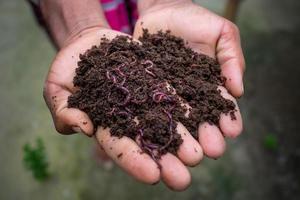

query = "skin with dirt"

[{"left": 68, "top": 30, "right": 236, "bottom": 162}]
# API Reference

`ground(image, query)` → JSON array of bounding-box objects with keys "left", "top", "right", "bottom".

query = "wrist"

[
  {"left": 138, "top": 0, "right": 191, "bottom": 15},
  {"left": 40, "top": 0, "right": 110, "bottom": 48}
]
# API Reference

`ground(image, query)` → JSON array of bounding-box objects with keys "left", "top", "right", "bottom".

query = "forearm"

[{"left": 40, "top": 0, "right": 109, "bottom": 48}]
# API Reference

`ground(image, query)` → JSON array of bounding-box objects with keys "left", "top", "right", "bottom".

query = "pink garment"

[{"left": 100, "top": 0, "right": 138, "bottom": 34}]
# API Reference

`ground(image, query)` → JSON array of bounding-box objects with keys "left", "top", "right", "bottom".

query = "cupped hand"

[
  {"left": 44, "top": 27, "right": 123, "bottom": 136},
  {"left": 43, "top": 27, "right": 162, "bottom": 187},
  {"left": 132, "top": 0, "right": 245, "bottom": 190}
]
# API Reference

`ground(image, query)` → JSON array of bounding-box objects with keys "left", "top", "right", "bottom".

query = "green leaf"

[
  {"left": 23, "top": 138, "right": 50, "bottom": 181},
  {"left": 263, "top": 134, "right": 278, "bottom": 151}
]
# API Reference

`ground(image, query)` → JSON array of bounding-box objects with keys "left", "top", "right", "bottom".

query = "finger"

[
  {"left": 44, "top": 81, "right": 94, "bottom": 136},
  {"left": 93, "top": 139, "right": 111, "bottom": 161},
  {"left": 198, "top": 122, "right": 226, "bottom": 159},
  {"left": 176, "top": 122, "right": 203, "bottom": 166},
  {"left": 218, "top": 86, "right": 243, "bottom": 138},
  {"left": 159, "top": 153, "right": 191, "bottom": 191},
  {"left": 217, "top": 20, "right": 245, "bottom": 97},
  {"left": 96, "top": 127, "right": 160, "bottom": 185}
]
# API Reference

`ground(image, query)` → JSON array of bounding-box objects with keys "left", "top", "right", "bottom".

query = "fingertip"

[
  {"left": 220, "top": 112, "right": 243, "bottom": 138},
  {"left": 160, "top": 153, "right": 191, "bottom": 191},
  {"left": 222, "top": 63, "right": 244, "bottom": 98},
  {"left": 78, "top": 118, "right": 94, "bottom": 136},
  {"left": 198, "top": 123, "right": 226, "bottom": 158},
  {"left": 96, "top": 127, "right": 160, "bottom": 185},
  {"left": 218, "top": 87, "right": 243, "bottom": 138},
  {"left": 176, "top": 122, "right": 203, "bottom": 166}
]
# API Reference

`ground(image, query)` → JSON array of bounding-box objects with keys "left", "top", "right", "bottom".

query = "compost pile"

[{"left": 68, "top": 29, "right": 236, "bottom": 161}]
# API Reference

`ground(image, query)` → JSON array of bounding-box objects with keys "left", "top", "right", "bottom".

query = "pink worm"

[
  {"left": 142, "top": 60, "right": 156, "bottom": 77},
  {"left": 116, "top": 86, "right": 131, "bottom": 106},
  {"left": 152, "top": 92, "right": 171, "bottom": 103},
  {"left": 160, "top": 109, "right": 174, "bottom": 151}
]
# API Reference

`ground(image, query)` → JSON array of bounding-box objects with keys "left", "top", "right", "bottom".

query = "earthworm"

[
  {"left": 116, "top": 86, "right": 131, "bottom": 106},
  {"left": 106, "top": 70, "right": 117, "bottom": 84},
  {"left": 134, "top": 86, "right": 142, "bottom": 93},
  {"left": 114, "top": 63, "right": 125, "bottom": 76},
  {"left": 107, "top": 107, "right": 115, "bottom": 116},
  {"left": 141, "top": 60, "right": 154, "bottom": 66},
  {"left": 152, "top": 82, "right": 167, "bottom": 92},
  {"left": 139, "top": 129, "right": 144, "bottom": 137},
  {"left": 106, "top": 70, "right": 111, "bottom": 80},
  {"left": 107, "top": 86, "right": 130, "bottom": 106},
  {"left": 142, "top": 60, "right": 156, "bottom": 77},
  {"left": 137, "top": 129, "right": 161, "bottom": 168},
  {"left": 130, "top": 57, "right": 137, "bottom": 65},
  {"left": 145, "top": 68, "right": 156, "bottom": 77},
  {"left": 160, "top": 109, "right": 174, "bottom": 151},
  {"left": 152, "top": 91, "right": 171, "bottom": 103},
  {"left": 111, "top": 75, "right": 117, "bottom": 84},
  {"left": 145, "top": 142, "right": 159, "bottom": 149},
  {"left": 124, "top": 107, "right": 133, "bottom": 114},
  {"left": 118, "top": 77, "right": 126, "bottom": 86},
  {"left": 116, "top": 111, "right": 131, "bottom": 120}
]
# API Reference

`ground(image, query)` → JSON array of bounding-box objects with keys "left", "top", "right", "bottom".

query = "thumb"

[
  {"left": 216, "top": 20, "right": 245, "bottom": 97},
  {"left": 43, "top": 81, "right": 94, "bottom": 136}
]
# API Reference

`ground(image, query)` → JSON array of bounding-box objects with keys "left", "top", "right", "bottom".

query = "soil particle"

[{"left": 117, "top": 153, "right": 123, "bottom": 158}]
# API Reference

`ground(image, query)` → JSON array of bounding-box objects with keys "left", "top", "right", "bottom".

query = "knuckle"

[
  {"left": 228, "top": 21, "right": 240, "bottom": 35},
  {"left": 224, "top": 20, "right": 245, "bottom": 72}
]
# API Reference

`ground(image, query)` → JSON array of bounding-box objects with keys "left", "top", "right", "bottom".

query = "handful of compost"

[{"left": 68, "top": 30, "right": 236, "bottom": 165}]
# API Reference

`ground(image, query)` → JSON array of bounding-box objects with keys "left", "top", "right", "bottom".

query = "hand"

[
  {"left": 42, "top": 0, "right": 176, "bottom": 192},
  {"left": 132, "top": 0, "right": 245, "bottom": 190},
  {"left": 43, "top": 27, "right": 162, "bottom": 187},
  {"left": 43, "top": 27, "right": 126, "bottom": 136}
]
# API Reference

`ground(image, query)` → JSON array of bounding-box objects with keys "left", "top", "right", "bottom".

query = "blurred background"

[{"left": 0, "top": 0, "right": 299, "bottom": 199}]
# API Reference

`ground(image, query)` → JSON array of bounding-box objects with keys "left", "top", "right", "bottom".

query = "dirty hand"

[
  {"left": 41, "top": 0, "right": 177, "bottom": 191},
  {"left": 43, "top": 27, "right": 164, "bottom": 189},
  {"left": 41, "top": 0, "right": 175, "bottom": 191},
  {"left": 43, "top": 27, "right": 129, "bottom": 136},
  {"left": 130, "top": 0, "right": 245, "bottom": 190}
]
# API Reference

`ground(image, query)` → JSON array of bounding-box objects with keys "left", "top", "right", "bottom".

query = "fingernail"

[{"left": 72, "top": 126, "right": 82, "bottom": 133}]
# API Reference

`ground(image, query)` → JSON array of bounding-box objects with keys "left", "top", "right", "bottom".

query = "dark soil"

[{"left": 68, "top": 29, "right": 236, "bottom": 162}]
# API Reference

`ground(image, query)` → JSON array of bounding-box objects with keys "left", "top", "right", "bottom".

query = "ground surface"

[{"left": 0, "top": 0, "right": 299, "bottom": 199}]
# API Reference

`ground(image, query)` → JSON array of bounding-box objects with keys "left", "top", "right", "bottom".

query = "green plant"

[
  {"left": 23, "top": 138, "right": 50, "bottom": 181},
  {"left": 263, "top": 134, "right": 279, "bottom": 151}
]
